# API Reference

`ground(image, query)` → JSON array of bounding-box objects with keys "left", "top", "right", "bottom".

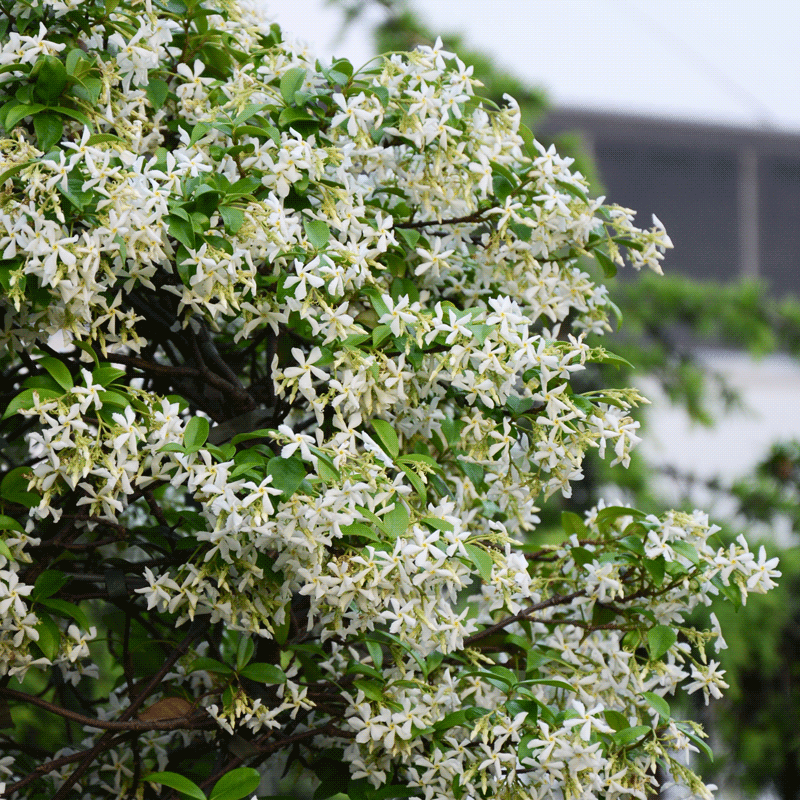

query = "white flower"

[{"left": 378, "top": 294, "right": 418, "bottom": 337}]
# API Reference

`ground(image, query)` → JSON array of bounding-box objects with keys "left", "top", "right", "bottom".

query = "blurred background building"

[{"left": 538, "top": 110, "right": 800, "bottom": 294}]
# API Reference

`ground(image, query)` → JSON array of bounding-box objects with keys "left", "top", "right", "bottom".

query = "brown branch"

[
  {"left": 463, "top": 590, "right": 585, "bottom": 646},
  {"left": 394, "top": 207, "right": 497, "bottom": 229},
  {"left": 0, "top": 687, "right": 212, "bottom": 732},
  {"left": 103, "top": 352, "right": 201, "bottom": 377},
  {"left": 47, "top": 615, "right": 211, "bottom": 800},
  {"left": 5, "top": 733, "right": 129, "bottom": 795}
]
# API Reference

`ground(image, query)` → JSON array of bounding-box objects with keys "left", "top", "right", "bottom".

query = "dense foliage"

[
  {"left": 331, "top": 3, "right": 800, "bottom": 798},
  {"left": 0, "top": 1, "right": 780, "bottom": 799}
]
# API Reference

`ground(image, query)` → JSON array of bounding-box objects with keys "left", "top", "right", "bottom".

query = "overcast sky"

[{"left": 266, "top": 0, "right": 800, "bottom": 132}]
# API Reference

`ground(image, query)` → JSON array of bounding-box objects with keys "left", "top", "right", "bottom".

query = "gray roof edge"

[{"left": 537, "top": 107, "right": 800, "bottom": 155}]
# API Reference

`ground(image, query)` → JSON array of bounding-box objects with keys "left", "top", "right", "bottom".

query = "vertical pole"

[{"left": 738, "top": 146, "right": 759, "bottom": 278}]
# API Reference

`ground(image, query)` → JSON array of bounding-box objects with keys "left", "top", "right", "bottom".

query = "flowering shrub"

[{"left": 0, "top": 1, "right": 781, "bottom": 798}]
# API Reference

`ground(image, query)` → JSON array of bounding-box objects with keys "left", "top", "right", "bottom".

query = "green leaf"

[
  {"left": 280, "top": 67, "right": 306, "bottom": 105},
  {"left": 561, "top": 510, "right": 589, "bottom": 538},
  {"left": 383, "top": 501, "right": 409, "bottom": 539},
  {"left": 34, "top": 613, "right": 61, "bottom": 661},
  {"left": 604, "top": 709, "right": 631, "bottom": 732},
  {"left": 84, "top": 133, "right": 124, "bottom": 146},
  {"left": 33, "top": 112, "right": 63, "bottom": 152},
  {"left": 34, "top": 56, "right": 67, "bottom": 103},
  {"left": 38, "top": 598, "right": 90, "bottom": 631},
  {"left": 679, "top": 724, "right": 714, "bottom": 762},
  {"left": 184, "top": 416, "right": 210, "bottom": 452},
  {"left": 38, "top": 356, "right": 73, "bottom": 391},
  {"left": 365, "top": 638, "right": 383, "bottom": 669},
  {"left": 236, "top": 635, "right": 254, "bottom": 670},
  {"left": 73, "top": 76, "right": 102, "bottom": 105},
  {"left": 146, "top": 77, "right": 170, "bottom": 110},
  {"left": 352, "top": 679, "right": 386, "bottom": 703},
  {"left": 595, "top": 506, "right": 646, "bottom": 532},
  {"left": 91, "top": 365, "right": 126, "bottom": 387},
  {"left": 644, "top": 555, "right": 666, "bottom": 586},
  {"left": 397, "top": 453, "right": 441, "bottom": 472},
  {"left": 3, "top": 388, "right": 63, "bottom": 419},
  {"left": 32, "top": 570, "right": 69, "bottom": 602},
  {"left": 240, "top": 662, "right": 287, "bottom": 684},
  {"left": 432, "top": 706, "right": 491, "bottom": 732},
  {"left": 5, "top": 103, "right": 46, "bottom": 129},
  {"left": 278, "top": 107, "right": 316, "bottom": 131},
  {"left": 465, "top": 543, "right": 494, "bottom": 582},
  {"left": 186, "top": 657, "right": 233, "bottom": 676},
  {"left": 642, "top": 691, "right": 670, "bottom": 719},
  {"left": 266, "top": 457, "right": 306, "bottom": 497},
  {"left": 0, "top": 466, "right": 40, "bottom": 507},
  {"left": 0, "top": 538, "right": 16, "bottom": 561},
  {"left": 0, "top": 515, "right": 24, "bottom": 534},
  {"left": 167, "top": 215, "right": 196, "bottom": 249},
  {"left": 372, "top": 324, "right": 392, "bottom": 348},
  {"left": 371, "top": 419, "right": 399, "bottom": 459},
  {"left": 371, "top": 787, "right": 419, "bottom": 800},
  {"left": 65, "top": 48, "right": 91, "bottom": 77},
  {"left": 49, "top": 105, "right": 92, "bottom": 128},
  {"left": 522, "top": 677, "right": 576, "bottom": 693},
  {"left": 0, "top": 159, "right": 33, "bottom": 186},
  {"left": 570, "top": 546, "right": 594, "bottom": 567},
  {"left": 671, "top": 540, "right": 700, "bottom": 565},
  {"left": 220, "top": 206, "right": 244, "bottom": 234},
  {"left": 303, "top": 218, "right": 330, "bottom": 249},
  {"left": 146, "top": 772, "right": 206, "bottom": 800},
  {"left": 209, "top": 768, "right": 261, "bottom": 800},
  {"left": 612, "top": 725, "right": 651, "bottom": 748},
  {"left": 647, "top": 625, "right": 677, "bottom": 661},
  {"left": 595, "top": 249, "right": 617, "bottom": 278},
  {"left": 399, "top": 464, "right": 426, "bottom": 503},
  {"left": 396, "top": 227, "right": 420, "bottom": 249}
]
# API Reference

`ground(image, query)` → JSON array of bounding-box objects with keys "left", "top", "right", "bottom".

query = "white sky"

[{"left": 266, "top": 0, "right": 800, "bottom": 131}]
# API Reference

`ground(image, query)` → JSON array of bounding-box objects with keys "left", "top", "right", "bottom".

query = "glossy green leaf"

[
  {"left": 612, "top": 725, "right": 651, "bottom": 748},
  {"left": 32, "top": 570, "right": 69, "bottom": 602},
  {"left": 642, "top": 691, "right": 670, "bottom": 719},
  {"left": 595, "top": 249, "right": 617, "bottom": 278},
  {"left": 240, "top": 662, "right": 287, "bottom": 684},
  {"left": 186, "top": 657, "right": 233, "bottom": 676},
  {"left": 279, "top": 67, "right": 306, "bottom": 105},
  {"left": 34, "top": 613, "right": 61, "bottom": 661},
  {"left": 5, "top": 97, "right": 45, "bottom": 129},
  {"left": 91, "top": 365, "right": 126, "bottom": 387},
  {"left": 220, "top": 206, "right": 244, "bottom": 234},
  {"left": 146, "top": 772, "right": 206, "bottom": 800},
  {"left": 38, "top": 356, "right": 73, "bottom": 391},
  {"left": 647, "top": 625, "right": 677, "bottom": 660},
  {"left": 561, "top": 511, "right": 589, "bottom": 537},
  {"left": 0, "top": 515, "right": 24, "bottom": 534},
  {"left": 303, "top": 218, "right": 330, "bottom": 249},
  {"left": 3, "top": 388, "right": 63, "bottom": 419},
  {"left": 38, "top": 598, "right": 90, "bottom": 631},
  {"left": 33, "top": 112, "right": 63, "bottom": 152},
  {"left": 383, "top": 501, "right": 409, "bottom": 539},
  {"left": 267, "top": 456, "right": 306, "bottom": 497},
  {"left": 184, "top": 416, "right": 210, "bottom": 452},
  {"left": 371, "top": 419, "right": 399, "bottom": 459},
  {"left": 465, "top": 543, "right": 494, "bottom": 582},
  {"left": 209, "top": 767, "right": 261, "bottom": 800},
  {"left": 146, "top": 77, "right": 170, "bottom": 110}
]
